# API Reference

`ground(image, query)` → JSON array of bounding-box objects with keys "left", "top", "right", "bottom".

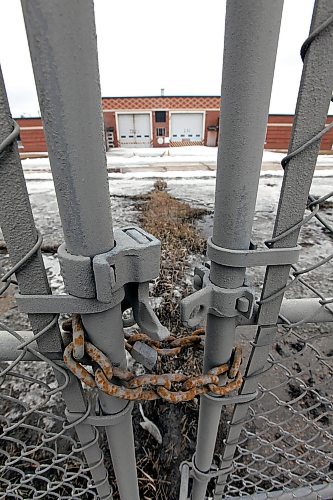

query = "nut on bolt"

[
  {"left": 193, "top": 274, "right": 203, "bottom": 290},
  {"left": 236, "top": 296, "right": 251, "bottom": 314},
  {"left": 193, "top": 265, "right": 208, "bottom": 290}
]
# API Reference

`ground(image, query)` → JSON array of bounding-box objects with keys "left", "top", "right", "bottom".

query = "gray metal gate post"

[
  {"left": 214, "top": 1, "right": 333, "bottom": 497},
  {"left": 21, "top": 1, "right": 140, "bottom": 498},
  {"left": 0, "top": 67, "right": 113, "bottom": 500},
  {"left": 187, "top": 2, "right": 284, "bottom": 498}
]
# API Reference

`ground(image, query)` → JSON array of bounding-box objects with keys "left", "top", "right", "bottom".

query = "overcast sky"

[{"left": 1, "top": 0, "right": 331, "bottom": 117}]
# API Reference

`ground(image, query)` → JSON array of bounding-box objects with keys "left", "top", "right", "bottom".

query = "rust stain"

[
  {"left": 156, "top": 387, "right": 199, "bottom": 403},
  {"left": 192, "top": 328, "right": 205, "bottom": 336},
  {"left": 208, "top": 363, "right": 229, "bottom": 377},
  {"left": 140, "top": 390, "right": 160, "bottom": 401},
  {"left": 63, "top": 343, "right": 96, "bottom": 388},
  {"left": 95, "top": 369, "right": 143, "bottom": 400},
  {"left": 228, "top": 346, "right": 242, "bottom": 379},
  {"left": 169, "top": 335, "right": 202, "bottom": 348},
  {"left": 72, "top": 314, "right": 85, "bottom": 360},
  {"left": 155, "top": 346, "right": 181, "bottom": 356},
  {"left": 63, "top": 323, "right": 244, "bottom": 404},
  {"left": 85, "top": 341, "right": 113, "bottom": 380},
  {"left": 208, "top": 372, "right": 243, "bottom": 396},
  {"left": 183, "top": 374, "right": 219, "bottom": 390}
]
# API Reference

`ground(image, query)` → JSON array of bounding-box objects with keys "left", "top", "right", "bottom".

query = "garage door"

[
  {"left": 117, "top": 113, "right": 151, "bottom": 148},
  {"left": 170, "top": 113, "right": 204, "bottom": 145}
]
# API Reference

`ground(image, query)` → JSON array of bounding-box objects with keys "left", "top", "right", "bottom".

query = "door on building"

[
  {"left": 117, "top": 113, "right": 151, "bottom": 148},
  {"left": 170, "top": 113, "right": 204, "bottom": 145}
]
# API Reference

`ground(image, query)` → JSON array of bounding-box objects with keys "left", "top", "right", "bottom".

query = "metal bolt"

[
  {"left": 193, "top": 274, "right": 203, "bottom": 290},
  {"left": 236, "top": 296, "right": 250, "bottom": 314}
]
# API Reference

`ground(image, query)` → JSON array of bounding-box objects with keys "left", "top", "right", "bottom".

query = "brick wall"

[
  {"left": 103, "top": 111, "right": 118, "bottom": 147},
  {"left": 16, "top": 118, "right": 47, "bottom": 153},
  {"left": 152, "top": 110, "right": 169, "bottom": 147},
  {"left": 266, "top": 115, "right": 333, "bottom": 151},
  {"left": 102, "top": 96, "right": 220, "bottom": 111},
  {"left": 16, "top": 106, "right": 333, "bottom": 153}
]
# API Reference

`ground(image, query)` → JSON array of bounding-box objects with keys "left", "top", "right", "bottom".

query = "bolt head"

[
  {"left": 237, "top": 296, "right": 250, "bottom": 313},
  {"left": 193, "top": 274, "right": 203, "bottom": 290}
]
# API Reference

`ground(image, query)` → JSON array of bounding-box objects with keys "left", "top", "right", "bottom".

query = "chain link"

[{"left": 63, "top": 317, "right": 243, "bottom": 404}]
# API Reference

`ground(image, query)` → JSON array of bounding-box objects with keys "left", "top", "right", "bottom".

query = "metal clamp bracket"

[
  {"left": 203, "top": 389, "right": 258, "bottom": 405},
  {"left": 182, "top": 280, "right": 255, "bottom": 327},
  {"left": 179, "top": 456, "right": 233, "bottom": 499},
  {"left": 207, "top": 237, "right": 301, "bottom": 268},
  {"left": 16, "top": 289, "right": 124, "bottom": 315},
  {"left": 18, "top": 226, "right": 169, "bottom": 342},
  {"left": 58, "top": 226, "right": 161, "bottom": 301},
  {"left": 65, "top": 400, "right": 134, "bottom": 427}
]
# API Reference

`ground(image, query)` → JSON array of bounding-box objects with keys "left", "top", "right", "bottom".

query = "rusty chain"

[{"left": 63, "top": 316, "right": 243, "bottom": 404}]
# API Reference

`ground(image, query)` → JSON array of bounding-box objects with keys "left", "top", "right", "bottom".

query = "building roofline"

[
  {"left": 14, "top": 110, "right": 333, "bottom": 119},
  {"left": 102, "top": 95, "right": 221, "bottom": 99},
  {"left": 14, "top": 116, "right": 42, "bottom": 120},
  {"left": 270, "top": 113, "right": 333, "bottom": 117}
]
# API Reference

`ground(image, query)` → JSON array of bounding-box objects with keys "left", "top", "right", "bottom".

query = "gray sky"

[{"left": 1, "top": 0, "right": 331, "bottom": 117}]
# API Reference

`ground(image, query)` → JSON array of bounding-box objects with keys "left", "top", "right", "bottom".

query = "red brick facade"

[
  {"left": 151, "top": 110, "right": 169, "bottom": 148},
  {"left": 15, "top": 97, "right": 333, "bottom": 153},
  {"left": 265, "top": 115, "right": 333, "bottom": 151},
  {"left": 16, "top": 118, "right": 46, "bottom": 153},
  {"left": 102, "top": 96, "right": 220, "bottom": 111}
]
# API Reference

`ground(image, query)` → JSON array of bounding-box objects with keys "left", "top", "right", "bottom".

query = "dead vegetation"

[
  {"left": 136, "top": 180, "right": 208, "bottom": 333},
  {"left": 103, "top": 182, "right": 227, "bottom": 499}
]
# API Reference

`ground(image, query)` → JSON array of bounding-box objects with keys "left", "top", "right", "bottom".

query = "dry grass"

[
  {"left": 137, "top": 181, "right": 207, "bottom": 334},
  {"left": 104, "top": 182, "right": 227, "bottom": 499}
]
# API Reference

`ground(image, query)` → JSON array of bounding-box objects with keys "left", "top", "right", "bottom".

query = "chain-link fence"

[
  {"left": 223, "top": 209, "right": 333, "bottom": 498},
  {"left": 1, "top": 1, "right": 333, "bottom": 499},
  {"left": 210, "top": 5, "right": 333, "bottom": 497},
  {"left": 0, "top": 121, "right": 109, "bottom": 499}
]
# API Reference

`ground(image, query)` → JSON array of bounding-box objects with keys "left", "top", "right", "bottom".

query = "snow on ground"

[
  {"left": 20, "top": 145, "right": 333, "bottom": 174},
  {"left": 10, "top": 145, "right": 333, "bottom": 293},
  {"left": 19, "top": 172, "right": 332, "bottom": 245}
]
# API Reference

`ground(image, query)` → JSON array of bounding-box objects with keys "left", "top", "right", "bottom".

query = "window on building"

[
  {"left": 155, "top": 111, "right": 166, "bottom": 123},
  {"left": 156, "top": 128, "right": 166, "bottom": 137}
]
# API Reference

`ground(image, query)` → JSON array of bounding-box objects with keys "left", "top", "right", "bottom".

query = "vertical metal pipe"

[
  {"left": 21, "top": 1, "right": 140, "bottom": 498},
  {"left": 21, "top": 0, "right": 113, "bottom": 258},
  {"left": 214, "top": 1, "right": 333, "bottom": 497},
  {"left": 191, "top": 2, "right": 284, "bottom": 499},
  {"left": 0, "top": 67, "right": 112, "bottom": 500}
]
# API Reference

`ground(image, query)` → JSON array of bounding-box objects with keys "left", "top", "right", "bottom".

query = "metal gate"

[{"left": 0, "top": 1, "right": 332, "bottom": 499}]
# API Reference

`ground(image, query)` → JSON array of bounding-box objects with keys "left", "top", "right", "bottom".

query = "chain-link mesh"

[
  {"left": 213, "top": 11, "right": 333, "bottom": 497},
  {"left": 216, "top": 164, "right": 333, "bottom": 498},
  {"left": 0, "top": 310, "right": 101, "bottom": 498},
  {"left": 226, "top": 254, "right": 333, "bottom": 496},
  {"left": 0, "top": 124, "right": 103, "bottom": 499},
  {"left": 217, "top": 130, "right": 333, "bottom": 497}
]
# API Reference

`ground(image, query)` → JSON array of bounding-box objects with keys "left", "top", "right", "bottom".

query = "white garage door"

[
  {"left": 170, "top": 113, "right": 204, "bottom": 144},
  {"left": 117, "top": 113, "right": 151, "bottom": 148}
]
